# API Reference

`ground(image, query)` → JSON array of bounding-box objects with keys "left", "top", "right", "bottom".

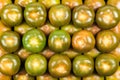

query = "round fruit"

[
  {"left": 59, "top": 74, "right": 80, "bottom": 80},
  {"left": 96, "top": 30, "right": 118, "bottom": 53},
  {"left": 25, "top": 54, "right": 47, "bottom": 76},
  {"left": 0, "top": 54, "right": 21, "bottom": 75},
  {"left": 95, "top": 54, "right": 119, "bottom": 76},
  {"left": 72, "top": 5, "right": 95, "bottom": 28},
  {"left": 49, "top": 4, "right": 71, "bottom": 27},
  {"left": 72, "top": 30, "right": 95, "bottom": 53},
  {"left": 0, "top": 31, "right": 21, "bottom": 53},
  {"left": 1, "top": 4, "right": 23, "bottom": 27},
  {"left": 24, "top": 2, "right": 47, "bottom": 27},
  {"left": 48, "top": 54, "right": 71, "bottom": 78},
  {"left": 48, "top": 30, "right": 71, "bottom": 52},
  {"left": 96, "top": 5, "right": 120, "bottom": 29},
  {"left": 22, "top": 29, "right": 46, "bottom": 53},
  {"left": 73, "top": 55, "right": 94, "bottom": 77}
]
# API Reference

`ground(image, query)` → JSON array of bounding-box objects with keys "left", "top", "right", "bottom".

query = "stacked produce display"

[{"left": 0, "top": 0, "right": 120, "bottom": 80}]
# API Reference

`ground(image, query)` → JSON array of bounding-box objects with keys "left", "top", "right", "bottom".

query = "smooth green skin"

[
  {"left": 38, "top": 0, "right": 60, "bottom": 9},
  {"left": 83, "top": 73, "right": 104, "bottom": 80},
  {"left": 0, "top": 72, "right": 12, "bottom": 80},
  {"left": 0, "top": 31, "right": 21, "bottom": 53},
  {"left": 62, "top": 0, "right": 83, "bottom": 9},
  {"left": 38, "top": 21, "right": 59, "bottom": 36},
  {"left": 13, "top": 69, "right": 35, "bottom": 80},
  {"left": 72, "top": 30, "right": 95, "bottom": 53},
  {"left": 0, "top": 45, "right": 8, "bottom": 57},
  {"left": 0, "top": 54, "right": 21, "bottom": 76},
  {"left": 72, "top": 5, "right": 95, "bottom": 28},
  {"left": 111, "top": 43, "right": 120, "bottom": 62},
  {"left": 96, "top": 30, "right": 119, "bottom": 53},
  {"left": 106, "top": 66, "right": 120, "bottom": 80},
  {"left": 61, "top": 49, "right": 81, "bottom": 59},
  {"left": 24, "top": 2, "right": 47, "bottom": 27},
  {"left": 14, "top": 0, "right": 37, "bottom": 7},
  {"left": 22, "top": 29, "right": 46, "bottom": 53},
  {"left": 84, "top": 48, "right": 101, "bottom": 58},
  {"left": 59, "top": 74, "right": 81, "bottom": 80},
  {"left": 84, "top": 0, "right": 105, "bottom": 10},
  {"left": 73, "top": 55, "right": 94, "bottom": 77},
  {"left": 96, "top": 5, "right": 120, "bottom": 30},
  {"left": 49, "top": 4, "right": 71, "bottom": 27},
  {"left": 25, "top": 54, "right": 47, "bottom": 76},
  {"left": 36, "top": 73, "right": 58, "bottom": 80},
  {"left": 48, "top": 54, "right": 71, "bottom": 78},
  {"left": 14, "top": 22, "right": 34, "bottom": 35},
  {"left": 48, "top": 30, "right": 71, "bottom": 52},
  {"left": 95, "top": 54, "right": 119, "bottom": 76},
  {"left": 107, "top": 0, "right": 120, "bottom": 14},
  {"left": 61, "top": 24, "right": 82, "bottom": 35},
  {"left": 0, "top": 0, "right": 12, "bottom": 17},
  {"left": 1, "top": 4, "right": 23, "bottom": 27}
]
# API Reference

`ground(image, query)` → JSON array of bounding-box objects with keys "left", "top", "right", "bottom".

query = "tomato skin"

[
  {"left": 59, "top": 74, "right": 81, "bottom": 80},
  {"left": 25, "top": 54, "right": 47, "bottom": 76},
  {"left": 48, "top": 54, "right": 71, "bottom": 78},
  {"left": 24, "top": 2, "right": 47, "bottom": 27},
  {"left": 96, "top": 30, "right": 119, "bottom": 53},
  {"left": 0, "top": 54, "right": 21, "bottom": 76},
  {"left": 95, "top": 54, "right": 119, "bottom": 76},
  {"left": 22, "top": 29, "right": 46, "bottom": 53},
  {"left": 84, "top": 0, "right": 105, "bottom": 10},
  {"left": 49, "top": 4, "right": 71, "bottom": 27},
  {"left": 1, "top": 4, "right": 23, "bottom": 27},
  {"left": 96, "top": 5, "right": 120, "bottom": 29},
  {"left": 62, "top": 0, "right": 83, "bottom": 9},
  {"left": 73, "top": 55, "right": 94, "bottom": 77},
  {"left": 14, "top": 0, "right": 37, "bottom": 7},
  {"left": 38, "top": 0, "right": 60, "bottom": 9},
  {"left": 72, "top": 30, "right": 95, "bottom": 53},
  {"left": 36, "top": 73, "right": 58, "bottom": 80},
  {"left": 72, "top": 5, "right": 95, "bottom": 28},
  {"left": 48, "top": 30, "right": 71, "bottom": 52},
  {"left": 0, "top": 31, "right": 21, "bottom": 53}
]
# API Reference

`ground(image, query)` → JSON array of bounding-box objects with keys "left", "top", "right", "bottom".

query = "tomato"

[
  {"left": 96, "top": 30, "right": 119, "bottom": 53},
  {"left": 1, "top": 4, "right": 23, "bottom": 27},
  {"left": 14, "top": 22, "right": 34, "bottom": 35},
  {"left": 84, "top": 0, "right": 105, "bottom": 10},
  {"left": 0, "top": 54, "right": 21, "bottom": 75},
  {"left": 13, "top": 69, "right": 35, "bottom": 80},
  {"left": 95, "top": 54, "right": 119, "bottom": 76},
  {"left": 36, "top": 73, "right": 58, "bottom": 80},
  {"left": 38, "top": 0, "right": 60, "bottom": 9},
  {"left": 73, "top": 55, "right": 94, "bottom": 77},
  {"left": 72, "top": 5, "right": 95, "bottom": 28},
  {"left": 72, "top": 30, "right": 95, "bottom": 53},
  {"left": 0, "top": 31, "right": 21, "bottom": 53},
  {"left": 24, "top": 2, "right": 47, "bottom": 27},
  {"left": 48, "top": 30, "right": 71, "bottom": 52},
  {"left": 25, "top": 54, "right": 47, "bottom": 76},
  {"left": 22, "top": 29, "right": 46, "bottom": 53},
  {"left": 59, "top": 74, "right": 81, "bottom": 80},
  {"left": 62, "top": 0, "right": 83, "bottom": 9},
  {"left": 14, "top": 0, "right": 37, "bottom": 7},
  {"left": 49, "top": 4, "right": 71, "bottom": 27},
  {"left": 48, "top": 54, "right": 71, "bottom": 78},
  {"left": 96, "top": 5, "right": 120, "bottom": 29}
]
